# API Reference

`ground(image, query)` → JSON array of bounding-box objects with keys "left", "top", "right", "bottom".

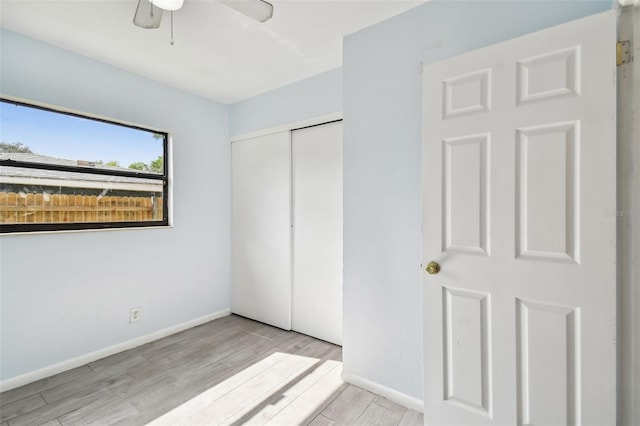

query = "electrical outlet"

[{"left": 130, "top": 307, "right": 141, "bottom": 324}]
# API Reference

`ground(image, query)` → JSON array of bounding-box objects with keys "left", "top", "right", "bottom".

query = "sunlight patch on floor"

[{"left": 147, "top": 352, "right": 344, "bottom": 426}]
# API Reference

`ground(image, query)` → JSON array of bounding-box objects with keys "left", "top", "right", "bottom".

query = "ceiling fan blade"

[
  {"left": 133, "top": 0, "right": 164, "bottom": 29},
  {"left": 219, "top": 0, "right": 273, "bottom": 23}
]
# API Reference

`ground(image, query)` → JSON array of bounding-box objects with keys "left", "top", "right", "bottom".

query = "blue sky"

[{"left": 0, "top": 101, "right": 163, "bottom": 168}]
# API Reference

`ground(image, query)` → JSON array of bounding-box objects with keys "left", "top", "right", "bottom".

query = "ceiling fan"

[{"left": 133, "top": 0, "right": 274, "bottom": 30}]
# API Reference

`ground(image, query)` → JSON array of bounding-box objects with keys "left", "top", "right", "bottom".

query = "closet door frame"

[{"left": 230, "top": 113, "right": 343, "bottom": 334}]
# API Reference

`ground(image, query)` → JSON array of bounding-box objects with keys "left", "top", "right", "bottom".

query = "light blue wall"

[
  {"left": 0, "top": 29, "right": 230, "bottom": 381},
  {"left": 229, "top": 68, "right": 342, "bottom": 137},
  {"left": 342, "top": 0, "right": 612, "bottom": 400}
]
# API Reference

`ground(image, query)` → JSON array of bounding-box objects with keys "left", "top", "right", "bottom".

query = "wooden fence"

[{"left": 0, "top": 192, "right": 163, "bottom": 224}]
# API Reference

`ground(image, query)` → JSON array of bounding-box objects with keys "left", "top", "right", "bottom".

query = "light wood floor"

[{"left": 0, "top": 315, "right": 423, "bottom": 426}]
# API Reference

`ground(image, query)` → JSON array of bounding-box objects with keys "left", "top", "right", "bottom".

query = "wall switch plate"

[{"left": 130, "top": 307, "right": 141, "bottom": 323}]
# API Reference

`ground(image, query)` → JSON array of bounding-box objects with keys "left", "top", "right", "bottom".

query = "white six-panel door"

[{"left": 422, "top": 11, "right": 616, "bottom": 425}]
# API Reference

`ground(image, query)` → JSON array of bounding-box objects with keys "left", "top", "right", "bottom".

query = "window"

[{"left": 0, "top": 98, "right": 169, "bottom": 233}]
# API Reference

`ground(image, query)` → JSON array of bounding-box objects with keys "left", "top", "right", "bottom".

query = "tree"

[
  {"left": 0, "top": 142, "right": 33, "bottom": 153},
  {"left": 105, "top": 160, "right": 120, "bottom": 167},
  {"left": 150, "top": 156, "right": 163, "bottom": 173},
  {"left": 128, "top": 162, "right": 148, "bottom": 171}
]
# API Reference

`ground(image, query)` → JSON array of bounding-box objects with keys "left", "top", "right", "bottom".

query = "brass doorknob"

[{"left": 426, "top": 261, "right": 441, "bottom": 275}]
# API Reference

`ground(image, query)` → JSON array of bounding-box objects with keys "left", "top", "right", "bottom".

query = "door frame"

[
  {"left": 617, "top": 3, "right": 640, "bottom": 425},
  {"left": 229, "top": 113, "right": 344, "bottom": 335},
  {"left": 228, "top": 112, "right": 343, "bottom": 144}
]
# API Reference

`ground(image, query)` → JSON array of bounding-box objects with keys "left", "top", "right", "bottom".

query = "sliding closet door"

[
  {"left": 231, "top": 132, "right": 291, "bottom": 330},
  {"left": 292, "top": 121, "right": 343, "bottom": 345}
]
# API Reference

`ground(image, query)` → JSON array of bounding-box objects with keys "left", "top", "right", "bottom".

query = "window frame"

[{"left": 0, "top": 97, "right": 170, "bottom": 234}]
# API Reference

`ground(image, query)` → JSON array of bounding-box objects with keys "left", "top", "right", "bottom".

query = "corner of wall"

[{"left": 341, "top": 371, "right": 423, "bottom": 413}]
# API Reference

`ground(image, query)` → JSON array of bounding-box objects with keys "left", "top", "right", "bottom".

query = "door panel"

[
  {"left": 422, "top": 11, "right": 616, "bottom": 425},
  {"left": 292, "top": 121, "right": 343, "bottom": 345},
  {"left": 516, "top": 299, "right": 579, "bottom": 426},
  {"left": 231, "top": 132, "right": 291, "bottom": 330},
  {"left": 516, "top": 122, "right": 578, "bottom": 262},
  {"left": 516, "top": 47, "right": 580, "bottom": 104},
  {"left": 443, "top": 134, "right": 490, "bottom": 255},
  {"left": 443, "top": 69, "right": 491, "bottom": 118},
  {"left": 443, "top": 287, "right": 492, "bottom": 416}
]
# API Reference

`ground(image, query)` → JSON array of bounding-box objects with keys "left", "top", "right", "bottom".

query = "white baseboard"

[
  {"left": 341, "top": 372, "right": 423, "bottom": 413},
  {"left": 0, "top": 308, "right": 231, "bottom": 392}
]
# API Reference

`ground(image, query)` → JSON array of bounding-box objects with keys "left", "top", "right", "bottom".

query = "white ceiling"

[{"left": 0, "top": 0, "right": 425, "bottom": 103}]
